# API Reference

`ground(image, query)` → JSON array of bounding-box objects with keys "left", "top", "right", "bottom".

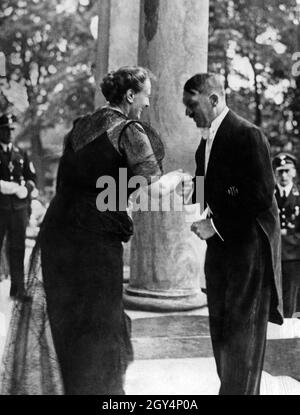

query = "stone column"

[
  {"left": 93, "top": 0, "right": 140, "bottom": 270},
  {"left": 94, "top": 0, "right": 110, "bottom": 108},
  {"left": 94, "top": 0, "right": 140, "bottom": 108},
  {"left": 124, "top": 0, "right": 209, "bottom": 311}
]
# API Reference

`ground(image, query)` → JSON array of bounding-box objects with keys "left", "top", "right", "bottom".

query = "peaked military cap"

[
  {"left": 0, "top": 114, "right": 15, "bottom": 130},
  {"left": 272, "top": 153, "right": 297, "bottom": 170}
]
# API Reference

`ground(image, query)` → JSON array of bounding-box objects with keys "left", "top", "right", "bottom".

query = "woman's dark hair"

[{"left": 100, "top": 66, "right": 150, "bottom": 105}]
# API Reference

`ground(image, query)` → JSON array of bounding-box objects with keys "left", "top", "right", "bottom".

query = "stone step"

[
  {"left": 131, "top": 314, "right": 210, "bottom": 338},
  {"left": 264, "top": 338, "right": 300, "bottom": 380},
  {"left": 130, "top": 313, "right": 300, "bottom": 381},
  {"left": 132, "top": 335, "right": 212, "bottom": 360}
]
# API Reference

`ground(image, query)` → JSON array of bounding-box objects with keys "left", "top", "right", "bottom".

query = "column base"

[{"left": 123, "top": 284, "right": 207, "bottom": 311}]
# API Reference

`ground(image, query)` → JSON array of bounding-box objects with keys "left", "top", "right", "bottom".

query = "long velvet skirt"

[
  {"left": 0, "top": 225, "right": 133, "bottom": 395},
  {"left": 40, "top": 225, "right": 133, "bottom": 395}
]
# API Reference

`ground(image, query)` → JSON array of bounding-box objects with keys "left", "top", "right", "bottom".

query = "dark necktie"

[
  {"left": 196, "top": 138, "right": 207, "bottom": 177},
  {"left": 191, "top": 138, "right": 207, "bottom": 205},
  {"left": 282, "top": 189, "right": 287, "bottom": 203}
]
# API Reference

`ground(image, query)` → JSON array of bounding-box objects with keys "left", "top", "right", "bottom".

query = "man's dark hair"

[{"left": 184, "top": 72, "right": 226, "bottom": 97}]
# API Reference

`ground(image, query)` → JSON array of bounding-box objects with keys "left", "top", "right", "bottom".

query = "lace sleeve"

[{"left": 119, "top": 122, "right": 162, "bottom": 184}]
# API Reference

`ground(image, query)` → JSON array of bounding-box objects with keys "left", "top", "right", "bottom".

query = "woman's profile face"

[{"left": 129, "top": 78, "right": 151, "bottom": 119}]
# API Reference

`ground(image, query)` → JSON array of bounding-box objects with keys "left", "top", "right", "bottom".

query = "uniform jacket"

[
  {"left": 0, "top": 144, "right": 36, "bottom": 210},
  {"left": 275, "top": 183, "right": 300, "bottom": 262}
]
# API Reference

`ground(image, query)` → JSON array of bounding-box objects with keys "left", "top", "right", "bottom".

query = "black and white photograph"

[{"left": 0, "top": 0, "right": 300, "bottom": 399}]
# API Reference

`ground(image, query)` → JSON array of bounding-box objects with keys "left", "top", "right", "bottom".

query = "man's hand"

[
  {"left": 15, "top": 185, "right": 28, "bottom": 199},
  {"left": 0, "top": 180, "right": 19, "bottom": 195},
  {"left": 191, "top": 219, "right": 216, "bottom": 240}
]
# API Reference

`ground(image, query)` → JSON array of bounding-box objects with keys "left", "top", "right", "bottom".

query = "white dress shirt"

[
  {"left": 202, "top": 106, "right": 229, "bottom": 174},
  {"left": 277, "top": 182, "right": 293, "bottom": 198},
  {"left": 0, "top": 142, "right": 12, "bottom": 153},
  {"left": 201, "top": 106, "right": 229, "bottom": 242}
]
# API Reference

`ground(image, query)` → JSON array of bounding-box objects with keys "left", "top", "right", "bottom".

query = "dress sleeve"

[{"left": 119, "top": 122, "right": 162, "bottom": 184}]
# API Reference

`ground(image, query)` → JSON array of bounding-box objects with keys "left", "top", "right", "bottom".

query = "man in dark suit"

[
  {"left": 182, "top": 73, "right": 283, "bottom": 395},
  {"left": 0, "top": 114, "right": 36, "bottom": 300},
  {"left": 273, "top": 153, "right": 300, "bottom": 318}
]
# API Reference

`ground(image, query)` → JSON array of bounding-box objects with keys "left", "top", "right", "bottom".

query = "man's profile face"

[
  {"left": 275, "top": 166, "right": 296, "bottom": 187},
  {"left": 183, "top": 90, "right": 214, "bottom": 128}
]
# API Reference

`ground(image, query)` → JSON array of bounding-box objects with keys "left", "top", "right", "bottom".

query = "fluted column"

[
  {"left": 124, "top": 0, "right": 209, "bottom": 311},
  {"left": 94, "top": 0, "right": 140, "bottom": 108},
  {"left": 94, "top": 0, "right": 111, "bottom": 108},
  {"left": 93, "top": 0, "right": 140, "bottom": 270}
]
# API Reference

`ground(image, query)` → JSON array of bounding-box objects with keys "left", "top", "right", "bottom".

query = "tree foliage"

[
  {"left": 0, "top": 0, "right": 97, "bottom": 187},
  {"left": 209, "top": 0, "right": 300, "bottom": 158},
  {"left": 1, "top": 0, "right": 300, "bottom": 187}
]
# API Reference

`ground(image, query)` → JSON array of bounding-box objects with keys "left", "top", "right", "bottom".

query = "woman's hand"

[
  {"left": 149, "top": 169, "right": 192, "bottom": 197},
  {"left": 161, "top": 169, "right": 192, "bottom": 189},
  {"left": 174, "top": 171, "right": 194, "bottom": 203}
]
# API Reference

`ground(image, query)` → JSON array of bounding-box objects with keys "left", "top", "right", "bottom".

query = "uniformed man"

[
  {"left": 273, "top": 153, "right": 300, "bottom": 318},
  {"left": 0, "top": 114, "right": 36, "bottom": 300}
]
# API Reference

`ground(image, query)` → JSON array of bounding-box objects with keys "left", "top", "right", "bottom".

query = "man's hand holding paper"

[{"left": 190, "top": 208, "right": 216, "bottom": 240}]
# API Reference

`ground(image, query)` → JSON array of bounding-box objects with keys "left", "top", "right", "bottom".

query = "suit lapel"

[{"left": 274, "top": 186, "right": 280, "bottom": 206}]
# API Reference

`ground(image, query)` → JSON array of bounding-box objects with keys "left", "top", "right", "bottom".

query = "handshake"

[
  {"left": 156, "top": 169, "right": 194, "bottom": 201},
  {"left": 0, "top": 180, "right": 28, "bottom": 199}
]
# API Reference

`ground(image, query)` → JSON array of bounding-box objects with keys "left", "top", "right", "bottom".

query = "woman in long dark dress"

[{"left": 0, "top": 66, "right": 188, "bottom": 395}]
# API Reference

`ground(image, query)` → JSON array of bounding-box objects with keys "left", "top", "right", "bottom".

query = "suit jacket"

[
  {"left": 193, "top": 110, "right": 283, "bottom": 325},
  {"left": 275, "top": 183, "right": 300, "bottom": 262},
  {"left": 0, "top": 144, "right": 36, "bottom": 211}
]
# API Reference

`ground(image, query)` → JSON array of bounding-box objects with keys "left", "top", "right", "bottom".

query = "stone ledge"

[
  {"left": 131, "top": 314, "right": 210, "bottom": 338},
  {"left": 129, "top": 312, "right": 300, "bottom": 381},
  {"left": 123, "top": 284, "right": 207, "bottom": 312}
]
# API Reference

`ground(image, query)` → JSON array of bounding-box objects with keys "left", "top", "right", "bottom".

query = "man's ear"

[
  {"left": 209, "top": 94, "right": 219, "bottom": 107},
  {"left": 126, "top": 89, "right": 135, "bottom": 104}
]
